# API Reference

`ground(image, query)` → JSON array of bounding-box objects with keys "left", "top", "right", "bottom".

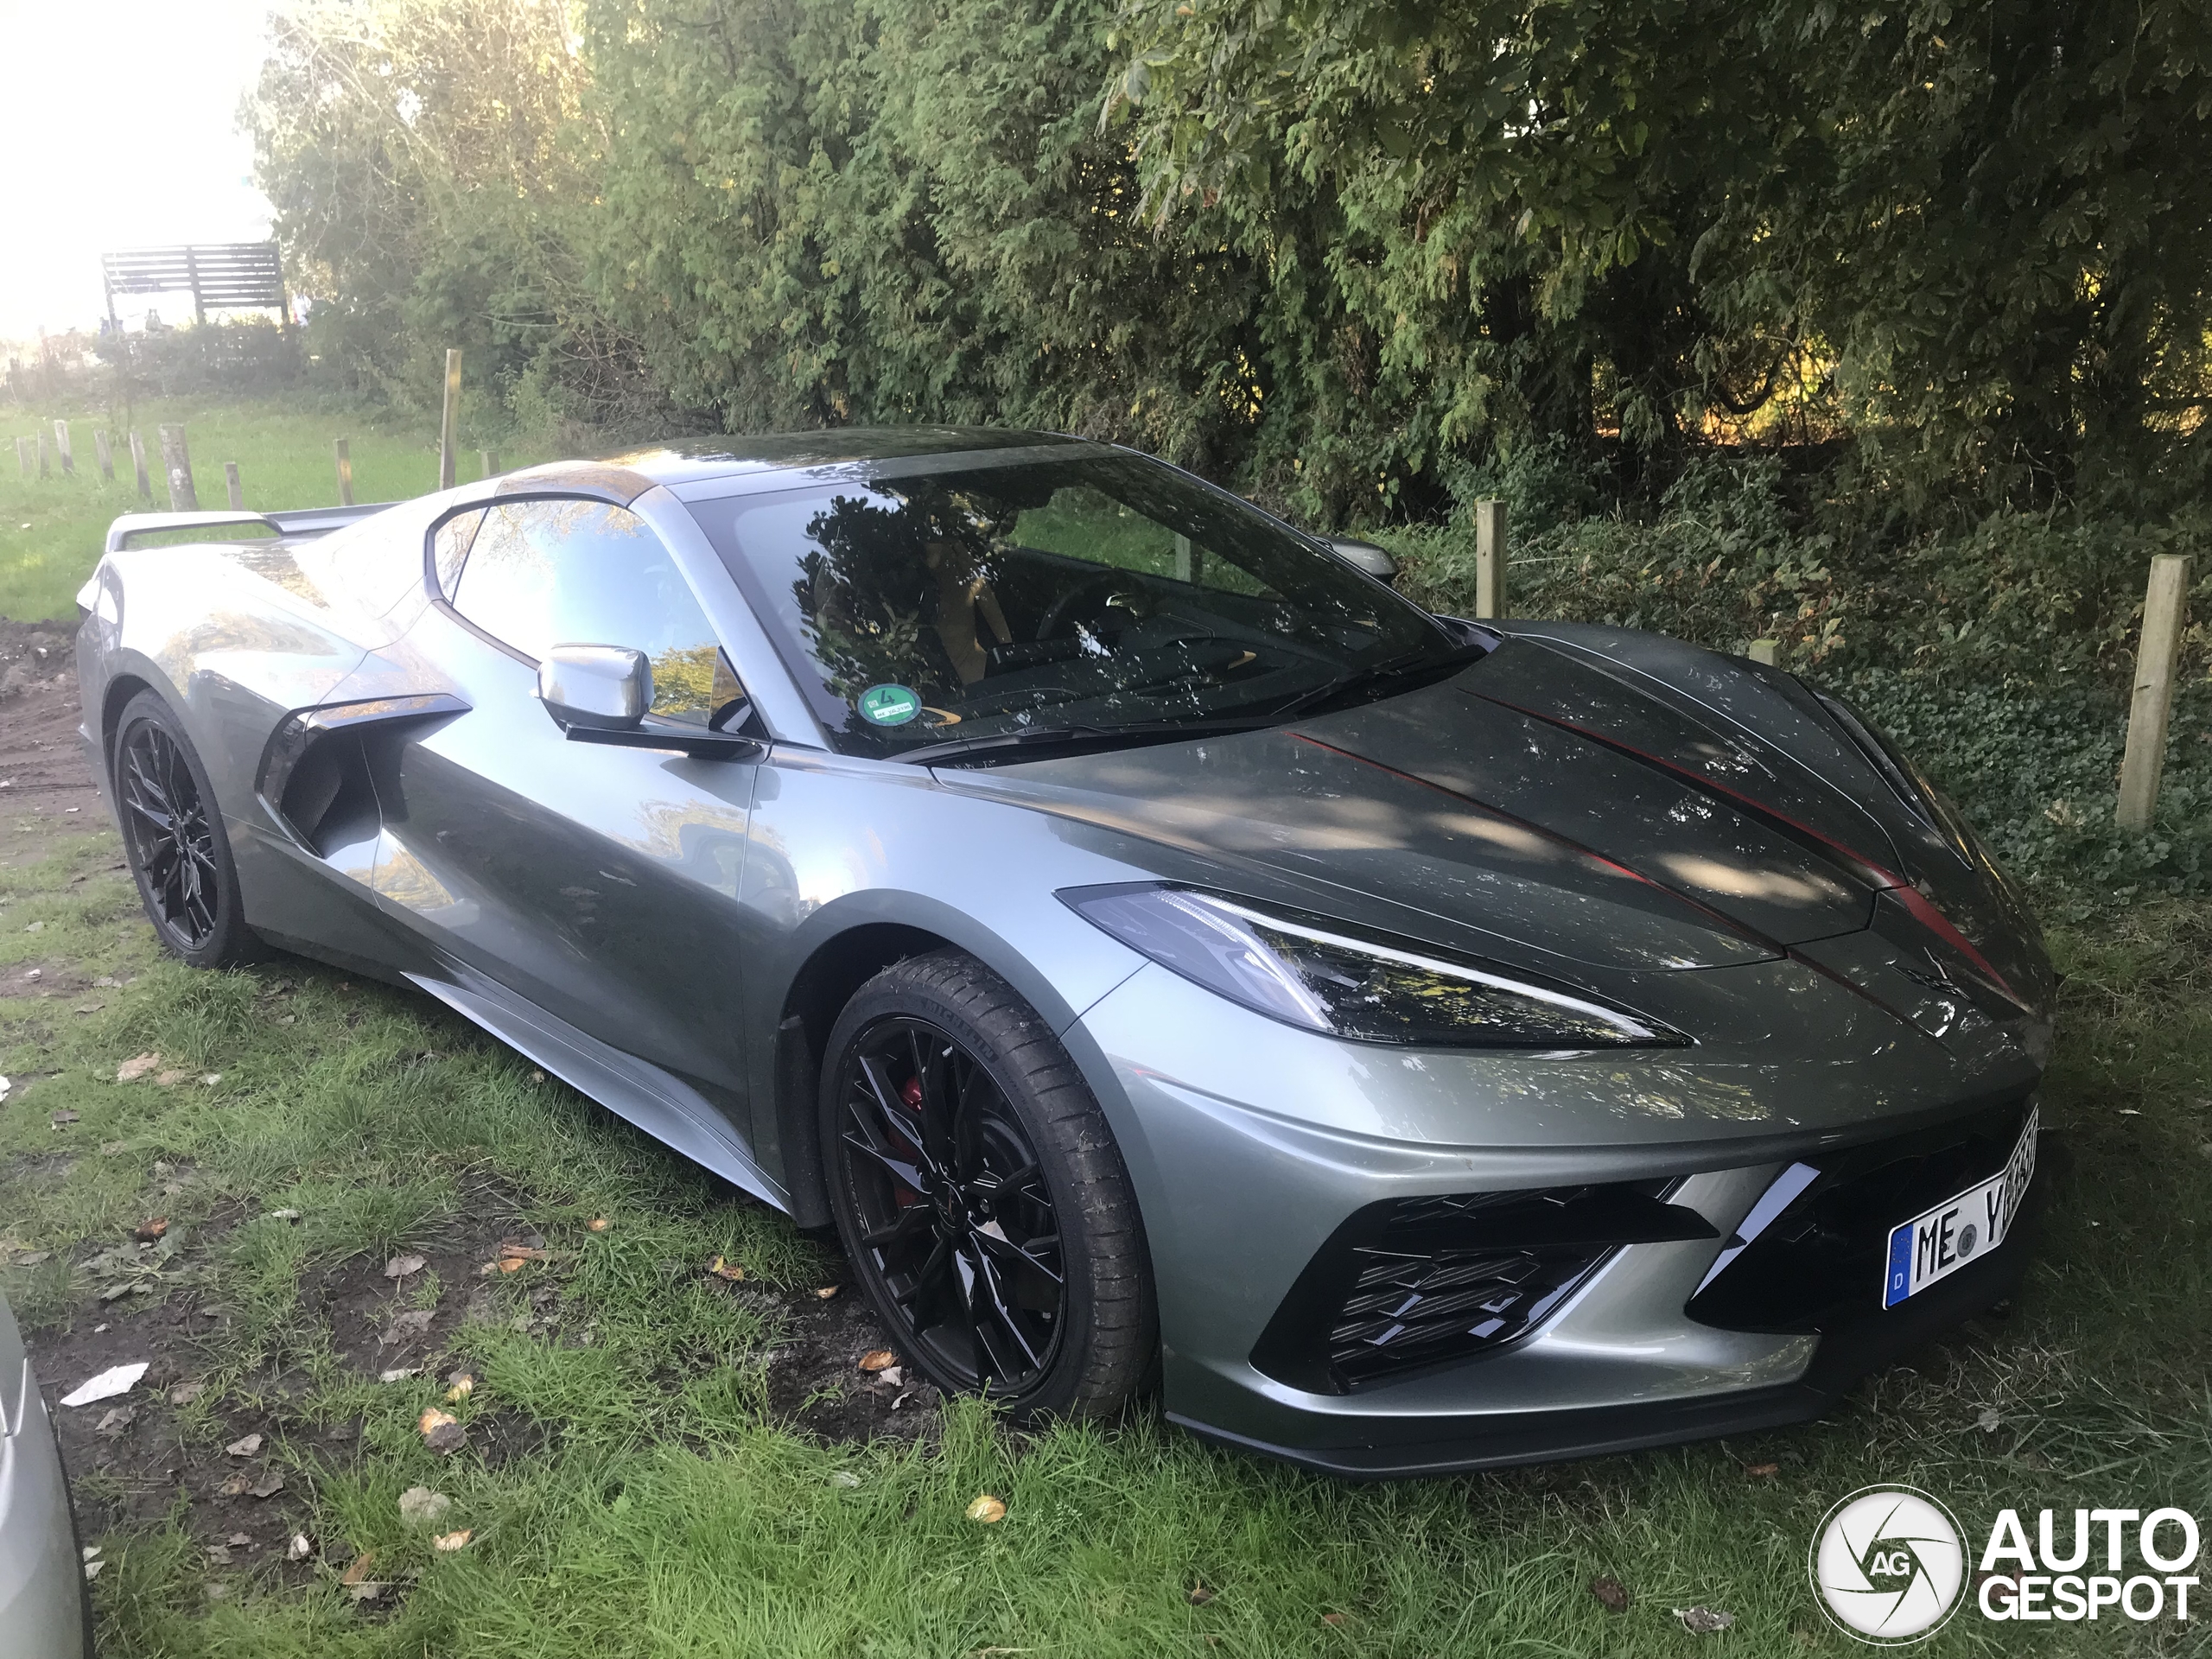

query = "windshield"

[{"left": 689, "top": 448, "right": 1465, "bottom": 759}]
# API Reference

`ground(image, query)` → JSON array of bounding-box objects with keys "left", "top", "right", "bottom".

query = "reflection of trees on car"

[{"left": 792, "top": 489, "right": 1019, "bottom": 708}]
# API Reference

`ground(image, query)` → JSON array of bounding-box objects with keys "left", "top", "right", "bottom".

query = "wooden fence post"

[
  {"left": 159, "top": 424, "right": 198, "bottom": 511},
  {"left": 225, "top": 461, "right": 245, "bottom": 511},
  {"left": 334, "top": 437, "right": 354, "bottom": 505},
  {"left": 130, "top": 431, "right": 151, "bottom": 501},
  {"left": 53, "top": 420, "right": 73, "bottom": 475},
  {"left": 94, "top": 429, "right": 114, "bottom": 482},
  {"left": 2115, "top": 554, "right": 2194, "bottom": 832},
  {"left": 1475, "top": 499, "right": 1508, "bottom": 620},
  {"left": 480, "top": 448, "right": 499, "bottom": 480},
  {"left": 13, "top": 436, "right": 28, "bottom": 477},
  {"left": 439, "top": 348, "right": 461, "bottom": 490}
]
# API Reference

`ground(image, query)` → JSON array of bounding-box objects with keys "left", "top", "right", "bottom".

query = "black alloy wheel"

[
  {"left": 118, "top": 717, "right": 219, "bottom": 948},
  {"left": 111, "top": 691, "right": 258, "bottom": 969},
  {"left": 822, "top": 951, "right": 1155, "bottom": 1420},
  {"left": 837, "top": 1015, "right": 1065, "bottom": 1395}
]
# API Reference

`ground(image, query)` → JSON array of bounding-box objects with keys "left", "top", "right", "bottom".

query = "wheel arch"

[
  {"left": 761, "top": 880, "right": 1149, "bottom": 1229},
  {"left": 773, "top": 920, "right": 955, "bottom": 1228}
]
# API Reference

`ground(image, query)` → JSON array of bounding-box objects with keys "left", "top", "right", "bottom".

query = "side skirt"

[{"left": 404, "top": 963, "right": 790, "bottom": 1213}]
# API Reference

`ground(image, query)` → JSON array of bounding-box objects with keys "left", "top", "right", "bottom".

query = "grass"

[
  {"left": 0, "top": 397, "right": 552, "bottom": 622},
  {"left": 3, "top": 809, "right": 2208, "bottom": 1656}
]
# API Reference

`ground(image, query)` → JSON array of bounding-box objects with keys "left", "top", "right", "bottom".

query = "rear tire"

[
  {"left": 110, "top": 690, "right": 258, "bottom": 969},
  {"left": 820, "top": 950, "right": 1155, "bottom": 1421}
]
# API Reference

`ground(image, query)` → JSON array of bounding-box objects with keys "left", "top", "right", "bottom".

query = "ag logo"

[{"left": 1810, "top": 1485, "right": 1967, "bottom": 1643}]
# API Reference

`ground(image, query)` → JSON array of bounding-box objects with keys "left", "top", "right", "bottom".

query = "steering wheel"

[{"left": 1034, "top": 571, "right": 1136, "bottom": 642}]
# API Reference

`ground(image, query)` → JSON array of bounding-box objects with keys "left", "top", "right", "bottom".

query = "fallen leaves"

[
  {"left": 398, "top": 1486, "right": 452, "bottom": 1527},
  {"left": 707, "top": 1255, "right": 746, "bottom": 1282},
  {"left": 858, "top": 1350, "right": 899, "bottom": 1374},
  {"left": 384, "top": 1253, "right": 428, "bottom": 1280},
  {"left": 417, "top": 1407, "right": 457, "bottom": 1437},
  {"left": 417, "top": 1408, "right": 467, "bottom": 1454},
  {"left": 482, "top": 1241, "right": 549, "bottom": 1274},
  {"left": 814, "top": 1285, "right": 839, "bottom": 1300},
  {"left": 60, "top": 1361, "right": 148, "bottom": 1408},
  {"left": 1674, "top": 1606, "right": 1735, "bottom": 1635},
  {"left": 1591, "top": 1575, "right": 1631, "bottom": 1613},
  {"left": 1319, "top": 1611, "right": 1348, "bottom": 1627},
  {"left": 155, "top": 1068, "right": 188, "bottom": 1087},
  {"left": 587, "top": 1217, "right": 610, "bottom": 1232},
  {"left": 1187, "top": 1581, "right": 1216, "bottom": 1606},
  {"left": 340, "top": 1550, "right": 385, "bottom": 1599},
  {"left": 225, "top": 1433, "right": 264, "bottom": 1458},
  {"left": 95, "top": 1405, "right": 136, "bottom": 1433},
  {"left": 134, "top": 1217, "right": 168, "bottom": 1243},
  {"left": 116, "top": 1052, "right": 161, "bottom": 1083},
  {"left": 444, "top": 1372, "right": 475, "bottom": 1404},
  {"left": 1744, "top": 1461, "right": 1780, "bottom": 1478},
  {"left": 964, "top": 1494, "right": 1007, "bottom": 1524},
  {"left": 431, "top": 1529, "right": 473, "bottom": 1552},
  {"left": 248, "top": 1470, "right": 286, "bottom": 1499}
]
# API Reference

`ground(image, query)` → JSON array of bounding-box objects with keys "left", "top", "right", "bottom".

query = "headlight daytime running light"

[{"left": 1060, "top": 884, "right": 1683, "bottom": 1049}]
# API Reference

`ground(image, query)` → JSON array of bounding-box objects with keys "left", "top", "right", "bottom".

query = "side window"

[
  {"left": 445, "top": 499, "right": 741, "bottom": 726},
  {"left": 432, "top": 509, "right": 482, "bottom": 600}
]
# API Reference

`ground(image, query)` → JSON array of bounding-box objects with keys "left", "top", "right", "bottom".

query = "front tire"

[
  {"left": 111, "top": 690, "right": 257, "bottom": 969},
  {"left": 820, "top": 950, "right": 1155, "bottom": 1421}
]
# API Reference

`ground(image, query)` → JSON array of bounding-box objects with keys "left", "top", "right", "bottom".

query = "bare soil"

[{"left": 0, "top": 618, "right": 105, "bottom": 859}]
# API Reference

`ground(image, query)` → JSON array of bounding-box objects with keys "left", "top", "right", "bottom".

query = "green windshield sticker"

[{"left": 857, "top": 683, "right": 923, "bottom": 726}]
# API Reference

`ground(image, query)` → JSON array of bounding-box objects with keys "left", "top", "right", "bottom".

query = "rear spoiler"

[{"left": 104, "top": 501, "right": 394, "bottom": 553}]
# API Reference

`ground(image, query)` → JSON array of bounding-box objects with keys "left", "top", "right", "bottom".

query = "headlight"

[{"left": 1060, "top": 885, "right": 1683, "bottom": 1048}]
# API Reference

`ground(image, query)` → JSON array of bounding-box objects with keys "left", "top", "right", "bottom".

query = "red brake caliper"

[{"left": 893, "top": 1073, "right": 925, "bottom": 1206}]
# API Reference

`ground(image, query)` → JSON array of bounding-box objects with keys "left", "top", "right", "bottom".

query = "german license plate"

[{"left": 1882, "top": 1108, "right": 2038, "bottom": 1309}]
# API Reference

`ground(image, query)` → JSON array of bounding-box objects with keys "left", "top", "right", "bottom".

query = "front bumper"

[
  {"left": 1066, "top": 962, "right": 2049, "bottom": 1476},
  {"left": 1171, "top": 1188, "right": 2042, "bottom": 1477}
]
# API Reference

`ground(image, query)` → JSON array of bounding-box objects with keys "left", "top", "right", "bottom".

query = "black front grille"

[
  {"left": 1253, "top": 1184, "right": 1717, "bottom": 1394},
  {"left": 1685, "top": 1096, "right": 2036, "bottom": 1334}
]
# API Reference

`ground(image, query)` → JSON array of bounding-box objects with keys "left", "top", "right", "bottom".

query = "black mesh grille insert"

[
  {"left": 1685, "top": 1096, "right": 2035, "bottom": 1334},
  {"left": 1253, "top": 1184, "right": 1717, "bottom": 1395}
]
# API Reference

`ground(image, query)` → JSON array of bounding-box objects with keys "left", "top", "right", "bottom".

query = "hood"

[{"left": 939, "top": 629, "right": 2048, "bottom": 1010}]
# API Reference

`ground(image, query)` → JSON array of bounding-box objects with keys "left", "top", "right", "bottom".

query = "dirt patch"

[
  {"left": 22, "top": 1186, "right": 936, "bottom": 1593},
  {"left": 0, "top": 619, "right": 104, "bottom": 852},
  {"left": 2, "top": 959, "right": 92, "bottom": 1001},
  {"left": 761, "top": 1280, "right": 944, "bottom": 1444}
]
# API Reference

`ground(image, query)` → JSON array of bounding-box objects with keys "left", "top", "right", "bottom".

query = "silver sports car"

[{"left": 74, "top": 429, "right": 2054, "bottom": 1474}]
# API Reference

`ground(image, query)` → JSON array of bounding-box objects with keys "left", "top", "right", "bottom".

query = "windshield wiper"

[{"left": 897, "top": 715, "right": 1281, "bottom": 767}]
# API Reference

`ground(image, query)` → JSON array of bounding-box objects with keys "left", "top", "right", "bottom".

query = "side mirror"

[
  {"left": 1322, "top": 536, "right": 1398, "bottom": 587},
  {"left": 537, "top": 645, "right": 651, "bottom": 731}
]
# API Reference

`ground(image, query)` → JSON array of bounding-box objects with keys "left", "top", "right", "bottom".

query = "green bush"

[{"left": 1377, "top": 461, "right": 2212, "bottom": 909}]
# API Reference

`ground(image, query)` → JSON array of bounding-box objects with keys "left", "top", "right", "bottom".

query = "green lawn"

[
  {"left": 0, "top": 397, "right": 551, "bottom": 622},
  {"left": 2, "top": 811, "right": 2206, "bottom": 1656}
]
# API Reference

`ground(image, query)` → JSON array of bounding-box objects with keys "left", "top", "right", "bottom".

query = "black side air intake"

[
  {"left": 1252, "top": 1184, "right": 1717, "bottom": 1394},
  {"left": 255, "top": 693, "right": 469, "bottom": 855}
]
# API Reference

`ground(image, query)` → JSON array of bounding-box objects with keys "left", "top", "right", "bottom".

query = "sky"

[{"left": 0, "top": 0, "right": 279, "bottom": 346}]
